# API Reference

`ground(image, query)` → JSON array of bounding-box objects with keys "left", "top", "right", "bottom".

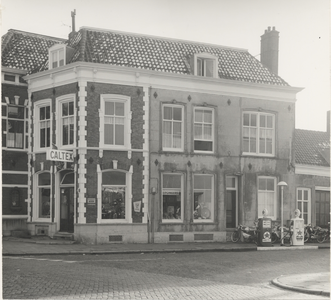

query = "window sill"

[{"left": 241, "top": 153, "right": 275, "bottom": 158}]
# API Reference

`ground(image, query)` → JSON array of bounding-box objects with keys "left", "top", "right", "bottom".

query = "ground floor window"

[
  {"left": 37, "top": 172, "right": 51, "bottom": 219},
  {"left": 258, "top": 177, "right": 276, "bottom": 219},
  {"left": 297, "top": 188, "right": 311, "bottom": 225},
  {"left": 162, "top": 173, "right": 183, "bottom": 221},
  {"left": 102, "top": 171, "right": 126, "bottom": 220},
  {"left": 193, "top": 174, "right": 214, "bottom": 221}
]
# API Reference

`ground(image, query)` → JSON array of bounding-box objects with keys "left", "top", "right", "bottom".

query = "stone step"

[{"left": 53, "top": 232, "right": 74, "bottom": 241}]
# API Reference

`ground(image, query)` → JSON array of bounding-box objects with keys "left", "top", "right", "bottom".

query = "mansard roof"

[
  {"left": 2, "top": 27, "right": 289, "bottom": 86},
  {"left": 294, "top": 129, "right": 330, "bottom": 167}
]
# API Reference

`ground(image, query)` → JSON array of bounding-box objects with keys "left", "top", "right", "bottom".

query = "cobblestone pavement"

[{"left": 3, "top": 255, "right": 327, "bottom": 300}]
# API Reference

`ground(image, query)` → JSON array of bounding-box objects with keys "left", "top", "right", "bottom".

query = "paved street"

[{"left": 3, "top": 249, "right": 329, "bottom": 299}]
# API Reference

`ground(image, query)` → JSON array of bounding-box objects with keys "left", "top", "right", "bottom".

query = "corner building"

[{"left": 6, "top": 26, "right": 303, "bottom": 243}]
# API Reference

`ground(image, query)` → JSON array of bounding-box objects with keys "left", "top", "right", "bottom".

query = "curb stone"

[{"left": 271, "top": 276, "right": 330, "bottom": 297}]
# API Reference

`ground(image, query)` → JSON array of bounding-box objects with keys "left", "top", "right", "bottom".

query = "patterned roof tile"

[
  {"left": 294, "top": 129, "right": 330, "bottom": 167},
  {"left": 2, "top": 28, "right": 289, "bottom": 86}
]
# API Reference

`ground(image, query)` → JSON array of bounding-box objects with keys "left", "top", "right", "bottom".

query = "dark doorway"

[
  {"left": 226, "top": 190, "right": 236, "bottom": 228},
  {"left": 60, "top": 187, "right": 74, "bottom": 232}
]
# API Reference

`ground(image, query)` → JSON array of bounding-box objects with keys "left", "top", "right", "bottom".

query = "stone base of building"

[
  {"left": 2, "top": 217, "right": 28, "bottom": 237},
  {"left": 153, "top": 231, "right": 226, "bottom": 243}
]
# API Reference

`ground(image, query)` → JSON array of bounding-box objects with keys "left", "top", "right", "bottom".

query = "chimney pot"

[{"left": 268, "top": 26, "right": 271, "bottom": 31}]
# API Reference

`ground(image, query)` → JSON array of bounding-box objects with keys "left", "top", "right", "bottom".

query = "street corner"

[{"left": 272, "top": 272, "right": 330, "bottom": 297}]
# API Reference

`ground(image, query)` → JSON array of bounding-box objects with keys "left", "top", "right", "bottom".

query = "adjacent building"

[{"left": 2, "top": 25, "right": 327, "bottom": 244}]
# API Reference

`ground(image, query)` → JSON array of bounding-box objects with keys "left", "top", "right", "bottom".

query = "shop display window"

[
  {"left": 193, "top": 174, "right": 213, "bottom": 221},
  {"left": 162, "top": 174, "right": 182, "bottom": 221},
  {"left": 101, "top": 171, "right": 126, "bottom": 220},
  {"left": 38, "top": 172, "right": 51, "bottom": 219}
]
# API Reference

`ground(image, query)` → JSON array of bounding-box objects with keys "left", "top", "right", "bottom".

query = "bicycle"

[
  {"left": 279, "top": 226, "right": 293, "bottom": 245},
  {"left": 231, "top": 224, "right": 258, "bottom": 244}
]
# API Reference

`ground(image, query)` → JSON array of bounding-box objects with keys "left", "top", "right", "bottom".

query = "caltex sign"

[{"left": 46, "top": 149, "right": 74, "bottom": 162}]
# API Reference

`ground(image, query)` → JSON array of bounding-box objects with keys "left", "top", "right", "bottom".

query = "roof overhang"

[
  {"left": 295, "top": 164, "right": 330, "bottom": 177},
  {"left": 25, "top": 61, "right": 303, "bottom": 102},
  {"left": 2, "top": 66, "right": 27, "bottom": 75}
]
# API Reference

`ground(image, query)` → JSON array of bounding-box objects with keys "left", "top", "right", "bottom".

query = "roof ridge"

[
  {"left": 1, "top": 30, "right": 15, "bottom": 56},
  {"left": 4, "top": 29, "right": 66, "bottom": 43},
  {"left": 79, "top": 26, "right": 249, "bottom": 53}
]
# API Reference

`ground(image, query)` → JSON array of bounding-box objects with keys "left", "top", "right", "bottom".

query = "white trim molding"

[
  {"left": 295, "top": 164, "right": 330, "bottom": 177},
  {"left": 2, "top": 215, "right": 29, "bottom": 219},
  {"left": 315, "top": 186, "right": 330, "bottom": 191}
]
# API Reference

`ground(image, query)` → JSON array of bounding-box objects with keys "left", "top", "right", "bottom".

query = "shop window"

[
  {"left": 100, "top": 95, "right": 131, "bottom": 150},
  {"left": 162, "top": 173, "right": 183, "bottom": 221},
  {"left": 37, "top": 172, "right": 51, "bottom": 219},
  {"left": 10, "top": 187, "right": 22, "bottom": 212},
  {"left": 243, "top": 112, "right": 275, "bottom": 156},
  {"left": 102, "top": 171, "right": 126, "bottom": 220},
  {"left": 193, "top": 174, "right": 214, "bottom": 222},
  {"left": 315, "top": 190, "right": 330, "bottom": 227},
  {"left": 194, "top": 107, "right": 214, "bottom": 152},
  {"left": 258, "top": 177, "right": 276, "bottom": 219},
  {"left": 2, "top": 104, "right": 26, "bottom": 149},
  {"left": 226, "top": 176, "right": 238, "bottom": 228},
  {"left": 162, "top": 104, "right": 184, "bottom": 151}
]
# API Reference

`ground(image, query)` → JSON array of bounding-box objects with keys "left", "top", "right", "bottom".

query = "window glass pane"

[
  {"left": 115, "top": 102, "right": 125, "bottom": 116},
  {"left": 105, "top": 102, "right": 114, "bottom": 115},
  {"left": 46, "top": 106, "right": 50, "bottom": 119},
  {"left": 195, "top": 109, "right": 203, "bottom": 122},
  {"left": 163, "top": 107, "right": 172, "bottom": 120},
  {"left": 59, "top": 49, "right": 64, "bottom": 66},
  {"left": 267, "top": 179, "right": 274, "bottom": 191},
  {"left": 163, "top": 194, "right": 181, "bottom": 219},
  {"left": 194, "top": 175, "right": 212, "bottom": 189},
  {"left": 205, "top": 59, "right": 214, "bottom": 77},
  {"left": 115, "top": 124, "right": 125, "bottom": 145},
  {"left": 204, "top": 124, "right": 212, "bottom": 139},
  {"left": 39, "top": 173, "right": 51, "bottom": 185},
  {"left": 104, "top": 124, "right": 114, "bottom": 144},
  {"left": 259, "top": 178, "right": 266, "bottom": 190},
  {"left": 194, "top": 124, "right": 203, "bottom": 139},
  {"left": 62, "top": 102, "right": 68, "bottom": 116},
  {"left": 102, "top": 171, "right": 126, "bottom": 185},
  {"left": 304, "top": 190, "right": 308, "bottom": 200},
  {"left": 2, "top": 105, "right": 7, "bottom": 117},
  {"left": 260, "top": 115, "right": 266, "bottom": 127},
  {"left": 197, "top": 58, "right": 202, "bottom": 76},
  {"left": 204, "top": 110, "right": 212, "bottom": 123},
  {"left": 173, "top": 107, "right": 182, "bottom": 120},
  {"left": 39, "top": 188, "right": 50, "bottom": 218},
  {"left": 267, "top": 116, "right": 273, "bottom": 128},
  {"left": 193, "top": 175, "right": 213, "bottom": 220},
  {"left": 40, "top": 107, "right": 45, "bottom": 120},
  {"left": 69, "top": 101, "right": 74, "bottom": 115},
  {"left": 251, "top": 114, "right": 257, "bottom": 126},
  {"left": 226, "top": 177, "right": 236, "bottom": 188},
  {"left": 102, "top": 187, "right": 125, "bottom": 219},
  {"left": 298, "top": 189, "right": 302, "bottom": 200},
  {"left": 243, "top": 113, "right": 249, "bottom": 126},
  {"left": 163, "top": 174, "right": 181, "bottom": 188}
]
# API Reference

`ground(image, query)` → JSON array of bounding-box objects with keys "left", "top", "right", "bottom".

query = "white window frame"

[
  {"left": 2, "top": 103, "right": 28, "bottom": 150},
  {"left": 193, "top": 174, "right": 215, "bottom": 223},
  {"left": 100, "top": 94, "right": 131, "bottom": 150},
  {"left": 56, "top": 94, "right": 76, "bottom": 149},
  {"left": 193, "top": 107, "right": 214, "bottom": 153},
  {"left": 257, "top": 176, "right": 277, "bottom": 220},
  {"left": 49, "top": 44, "right": 66, "bottom": 69},
  {"left": 33, "top": 171, "right": 52, "bottom": 222},
  {"left": 194, "top": 53, "right": 218, "bottom": 78},
  {"left": 242, "top": 111, "right": 275, "bottom": 157},
  {"left": 161, "top": 173, "right": 184, "bottom": 223},
  {"left": 33, "top": 99, "right": 52, "bottom": 152},
  {"left": 296, "top": 187, "right": 311, "bottom": 225},
  {"left": 97, "top": 168, "right": 133, "bottom": 224},
  {"left": 162, "top": 104, "right": 184, "bottom": 152}
]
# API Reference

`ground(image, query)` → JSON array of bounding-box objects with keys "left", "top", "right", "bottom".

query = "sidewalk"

[{"left": 2, "top": 237, "right": 330, "bottom": 297}]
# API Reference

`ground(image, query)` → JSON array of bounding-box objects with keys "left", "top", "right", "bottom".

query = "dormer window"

[
  {"left": 194, "top": 53, "right": 218, "bottom": 78},
  {"left": 51, "top": 48, "right": 64, "bottom": 68},
  {"left": 48, "top": 44, "right": 74, "bottom": 70}
]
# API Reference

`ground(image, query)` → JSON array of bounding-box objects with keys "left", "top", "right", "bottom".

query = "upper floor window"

[
  {"left": 194, "top": 107, "right": 214, "bottom": 152},
  {"left": 2, "top": 104, "right": 27, "bottom": 149},
  {"left": 242, "top": 112, "right": 275, "bottom": 156},
  {"left": 34, "top": 100, "right": 51, "bottom": 151},
  {"left": 194, "top": 53, "right": 218, "bottom": 78},
  {"left": 56, "top": 95, "right": 75, "bottom": 148},
  {"left": 162, "top": 104, "right": 184, "bottom": 151},
  {"left": 100, "top": 95, "right": 131, "bottom": 149}
]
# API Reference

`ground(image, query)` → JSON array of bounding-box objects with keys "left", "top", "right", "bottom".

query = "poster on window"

[{"left": 133, "top": 201, "right": 141, "bottom": 212}]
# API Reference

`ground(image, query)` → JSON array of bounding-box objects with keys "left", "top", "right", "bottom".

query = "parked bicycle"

[
  {"left": 315, "top": 222, "right": 330, "bottom": 243},
  {"left": 304, "top": 224, "right": 325, "bottom": 243},
  {"left": 231, "top": 223, "right": 258, "bottom": 244},
  {"left": 271, "top": 225, "right": 293, "bottom": 245}
]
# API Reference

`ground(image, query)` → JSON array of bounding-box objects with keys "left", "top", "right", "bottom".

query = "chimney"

[
  {"left": 68, "top": 9, "right": 76, "bottom": 39},
  {"left": 260, "top": 26, "right": 279, "bottom": 75},
  {"left": 327, "top": 111, "right": 330, "bottom": 134}
]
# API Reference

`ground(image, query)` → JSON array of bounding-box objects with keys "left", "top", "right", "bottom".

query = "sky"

[{"left": 1, "top": 0, "right": 330, "bottom": 131}]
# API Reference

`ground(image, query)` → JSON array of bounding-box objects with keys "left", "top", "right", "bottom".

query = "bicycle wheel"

[
  {"left": 271, "top": 232, "right": 278, "bottom": 244},
  {"left": 304, "top": 230, "right": 309, "bottom": 243},
  {"left": 317, "top": 232, "right": 326, "bottom": 243},
  {"left": 231, "top": 231, "right": 240, "bottom": 242}
]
